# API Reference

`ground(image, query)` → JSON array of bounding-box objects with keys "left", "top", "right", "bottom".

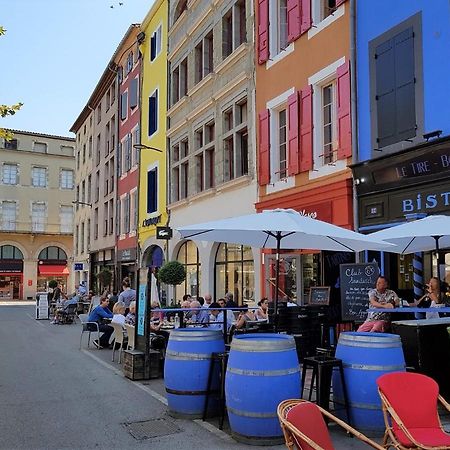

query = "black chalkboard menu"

[
  {"left": 340, "top": 263, "right": 380, "bottom": 321},
  {"left": 308, "top": 287, "right": 331, "bottom": 305}
]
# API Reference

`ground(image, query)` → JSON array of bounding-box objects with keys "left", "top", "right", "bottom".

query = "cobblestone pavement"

[{"left": 0, "top": 304, "right": 400, "bottom": 449}]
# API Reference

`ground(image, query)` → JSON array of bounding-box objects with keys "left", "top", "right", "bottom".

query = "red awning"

[{"left": 38, "top": 265, "right": 69, "bottom": 276}]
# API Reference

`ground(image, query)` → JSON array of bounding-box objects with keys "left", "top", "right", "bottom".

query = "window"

[
  {"left": 32, "top": 167, "right": 47, "bottom": 187},
  {"left": 95, "top": 171, "right": 100, "bottom": 203},
  {"left": 96, "top": 134, "right": 101, "bottom": 166},
  {"left": 97, "top": 103, "right": 102, "bottom": 124},
  {"left": 76, "top": 186, "right": 79, "bottom": 210},
  {"left": 0, "top": 245, "right": 23, "bottom": 259},
  {"left": 38, "top": 246, "right": 67, "bottom": 260},
  {"left": 195, "top": 31, "right": 213, "bottom": 84},
  {"left": 130, "top": 78, "right": 138, "bottom": 108},
  {"left": 109, "top": 199, "right": 114, "bottom": 235},
  {"left": 103, "top": 202, "right": 108, "bottom": 236},
  {"left": 88, "top": 136, "right": 93, "bottom": 157},
  {"left": 133, "top": 126, "right": 140, "bottom": 166},
  {"left": 87, "top": 219, "right": 91, "bottom": 250},
  {"left": 121, "top": 134, "right": 132, "bottom": 174},
  {"left": 222, "top": 98, "right": 249, "bottom": 182},
  {"left": 215, "top": 243, "right": 254, "bottom": 305},
  {"left": 370, "top": 15, "right": 421, "bottom": 151},
  {"left": 150, "top": 25, "right": 162, "bottom": 61},
  {"left": 75, "top": 225, "right": 79, "bottom": 255},
  {"left": 81, "top": 222, "right": 85, "bottom": 253},
  {"left": 1, "top": 201, "right": 16, "bottom": 231},
  {"left": 278, "top": 109, "right": 288, "bottom": 178},
  {"left": 122, "top": 195, "right": 130, "bottom": 234},
  {"left": 60, "top": 169, "right": 74, "bottom": 189},
  {"left": 2, "top": 164, "right": 18, "bottom": 185},
  {"left": 106, "top": 90, "right": 111, "bottom": 110},
  {"left": 130, "top": 190, "right": 137, "bottom": 231},
  {"left": 173, "top": 0, "right": 187, "bottom": 23},
  {"left": 87, "top": 175, "right": 92, "bottom": 203},
  {"left": 278, "top": 0, "right": 288, "bottom": 53},
  {"left": 4, "top": 139, "right": 17, "bottom": 150},
  {"left": 105, "top": 123, "right": 110, "bottom": 156},
  {"left": 104, "top": 163, "right": 109, "bottom": 195},
  {"left": 33, "top": 142, "right": 47, "bottom": 153},
  {"left": 109, "top": 157, "right": 114, "bottom": 193},
  {"left": 77, "top": 150, "right": 80, "bottom": 169},
  {"left": 222, "top": 0, "right": 247, "bottom": 60},
  {"left": 170, "top": 138, "right": 189, "bottom": 202},
  {"left": 110, "top": 116, "right": 115, "bottom": 154},
  {"left": 121, "top": 91, "right": 128, "bottom": 121},
  {"left": 83, "top": 143, "right": 86, "bottom": 163},
  {"left": 322, "top": 82, "right": 336, "bottom": 164},
  {"left": 171, "top": 57, "right": 188, "bottom": 106},
  {"left": 148, "top": 90, "right": 158, "bottom": 136},
  {"left": 111, "top": 84, "right": 116, "bottom": 103},
  {"left": 31, "top": 202, "right": 46, "bottom": 232},
  {"left": 176, "top": 241, "right": 201, "bottom": 299},
  {"left": 321, "top": 0, "right": 337, "bottom": 21},
  {"left": 147, "top": 168, "right": 158, "bottom": 213},
  {"left": 60, "top": 205, "right": 73, "bottom": 233},
  {"left": 94, "top": 208, "right": 99, "bottom": 240},
  {"left": 81, "top": 180, "right": 86, "bottom": 203},
  {"left": 126, "top": 52, "right": 133, "bottom": 75}
]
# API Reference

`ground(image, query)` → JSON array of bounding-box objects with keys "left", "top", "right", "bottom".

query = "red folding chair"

[
  {"left": 377, "top": 372, "right": 450, "bottom": 449},
  {"left": 277, "top": 399, "right": 384, "bottom": 450}
]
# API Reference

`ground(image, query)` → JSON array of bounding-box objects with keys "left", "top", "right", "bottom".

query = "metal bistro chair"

[
  {"left": 78, "top": 314, "right": 100, "bottom": 350},
  {"left": 111, "top": 322, "right": 126, "bottom": 363},
  {"left": 56, "top": 303, "right": 78, "bottom": 324}
]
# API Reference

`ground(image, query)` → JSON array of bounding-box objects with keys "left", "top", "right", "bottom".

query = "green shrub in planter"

[
  {"left": 157, "top": 261, "right": 186, "bottom": 305},
  {"left": 97, "top": 268, "right": 113, "bottom": 289},
  {"left": 48, "top": 280, "right": 58, "bottom": 289}
]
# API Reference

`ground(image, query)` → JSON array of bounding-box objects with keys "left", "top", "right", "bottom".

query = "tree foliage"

[
  {"left": 158, "top": 261, "right": 186, "bottom": 286},
  {"left": 0, "top": 26, "right": 23, "bottom": 140}
]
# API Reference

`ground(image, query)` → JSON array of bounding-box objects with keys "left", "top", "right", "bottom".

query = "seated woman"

[
  {"left": 111, "top": 302, "right": 126, "bottom": 327},
  {"left": 415, "top": 277, "right": 443, "bottom": 319},
  {"left": 125, "top": 301, "right": 136, "bottom": 326},
  {"left": 255, "top": 298, "right": 269, "bottom": 321},
  {"left": 235, "top": 306, "right": 256, "bottom": 330}
]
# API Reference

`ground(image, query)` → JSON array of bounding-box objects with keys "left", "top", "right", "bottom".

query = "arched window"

[
  {"left": 176, "top": 241, "right": 200, "bottom": 299},
  {"left": 215, "top": 243, "right": 254, "bottom": 305},
  {"left": 173, "top": 0, "right": 187, "bottom": 23},
  {"left": 0, "top": 245, "right": 23, "bottom": 260},
  {"left": 38, "top": 246, "right": 67, "bottom": 261}
]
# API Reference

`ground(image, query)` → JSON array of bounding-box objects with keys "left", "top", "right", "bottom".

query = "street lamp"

[
  {"left": 72, "top": 201, "right": 92, "bottom": 208},
  {"left": 133, "top": 143, "right": 163, "bottom": 153}
]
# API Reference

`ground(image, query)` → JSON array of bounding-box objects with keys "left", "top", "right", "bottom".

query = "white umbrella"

[
  {"left": 370, "top": 215, "right": 450, "bottom": 254},
  {"left": 370, "top": 215, "right": 450, "bottom": 286},
  {"left": 178, "top": 209, "right": 392, "bottom": 313}
]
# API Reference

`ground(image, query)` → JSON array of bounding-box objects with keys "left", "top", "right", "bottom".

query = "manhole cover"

[{"left": 124, "top": 418, "right": 182, "bottom": 440}]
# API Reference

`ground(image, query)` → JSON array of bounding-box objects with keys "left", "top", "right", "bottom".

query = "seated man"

[
  {"left": 217, "top": 298, "right": 235, "bottom": 332},
  {"left": 88, "top": 296, "right": 114, "bottom": 348},
  {"left": 189, "top": 300, "right": 210, "bottom": 325},
  {"left": 358, "top": 276, "right": 399, "bottom": 333},
  {"left": 52, "top": 295, "right": 79, "bottom": 324}
]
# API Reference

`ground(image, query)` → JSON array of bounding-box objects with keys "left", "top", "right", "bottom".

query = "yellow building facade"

[{"left": 138, "top": 0, "right": 168, "bottom": 274}]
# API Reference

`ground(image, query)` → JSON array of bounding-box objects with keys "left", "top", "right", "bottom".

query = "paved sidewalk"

[{"left": 0, "top": 304, "right": 387, "bottom": 449}]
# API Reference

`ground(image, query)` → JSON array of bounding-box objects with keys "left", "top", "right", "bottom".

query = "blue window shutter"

[
  {"left": 130, "top": 78, "right": 138, "bottom": 108},
  {"left": 147, "top": 168, "right": 158, "bottom": 213},
  {"left": 150, "top": 34, "right": 156, "bottom": 61},
  {"left": 121, "top": 92, "right": 128, "bottom": 120},
  {"left": 148, "top": 92, "right": 158, "bottom": 136}
]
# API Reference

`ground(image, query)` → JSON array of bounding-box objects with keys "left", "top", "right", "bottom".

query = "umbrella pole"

[
  {"left": 274, "top": 232, "right": 281, "bottom": 333},
  {"left": 433, "top": 236, "right": 442, "bottom": 296}
]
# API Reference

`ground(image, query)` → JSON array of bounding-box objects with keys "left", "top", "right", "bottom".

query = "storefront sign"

[
  {"left": 0, "top": 261, "right": 23, "bottom": 273},
  {"left": 156, "top": 226, "right": 173, "bottom": 240},
  {"left": 74, "top": 263, "right": 84, "bottom": 271},
  {"left": 118, "top": 248, "right": 137, "bottom": 262},
  {"left": 142, "top": 215, "right": 162, "bottom": 228}
]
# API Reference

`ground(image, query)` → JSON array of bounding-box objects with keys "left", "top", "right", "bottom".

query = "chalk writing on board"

[
  {"left": 340, "top": 263, "right": 380, "bottom": 321},
  {"left": 309, "top": 287, "right": 330, "bottom": 305}
]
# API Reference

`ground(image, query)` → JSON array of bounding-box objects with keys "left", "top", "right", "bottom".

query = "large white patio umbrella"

[
  {"left": 177, "top": 209, "right": 392, "bottom": 313},
  {"left": 370, "top": 215, "right": 450, "bottom": 285}
]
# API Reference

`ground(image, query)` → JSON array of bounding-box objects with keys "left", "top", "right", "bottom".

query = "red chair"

[
  {"left": 377, "top": 372, "right": 450, "bottom": 449},
  {"left": 277, "top": 399, "right": 384, "bottom": 450}
]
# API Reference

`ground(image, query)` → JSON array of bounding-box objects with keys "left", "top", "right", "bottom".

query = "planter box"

[{"left": 123, "top": 349, "right": 161, "bottom": 380}]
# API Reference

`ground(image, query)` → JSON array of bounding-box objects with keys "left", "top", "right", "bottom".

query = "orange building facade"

[{"left": 255, "top": 0, "right": 354, "bottom": 304}]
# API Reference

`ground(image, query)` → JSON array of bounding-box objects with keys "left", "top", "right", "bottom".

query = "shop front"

[
  {"left": 0, "top": 245, "right": 24, "bottom": 300},
  {"left": 256, "top": 179, "right": 354, "bottom": 305},
  {"left": 352, "top": 136, "right": 450, "bottom": 296},
  {"left": 90, "top": 249, "right": 115, "bottom": 294},
  {"left": 117, "top": 247, "right": 137, "bottom": 290},
  {"left": 36, "top": 246, "right": 69, "bottom": 293}
]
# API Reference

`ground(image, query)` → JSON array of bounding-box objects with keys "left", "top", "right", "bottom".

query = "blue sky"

[{"left": 0, "top": 0, "right": 153, "bottom": 137}]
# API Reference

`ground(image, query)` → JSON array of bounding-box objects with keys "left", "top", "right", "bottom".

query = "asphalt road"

[{"left": 0, "top": 304, "right": 373, "bottom": 449}]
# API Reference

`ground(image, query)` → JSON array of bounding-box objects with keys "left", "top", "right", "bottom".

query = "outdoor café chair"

[
  {"left": 377, "top": 372, "right": 450, "bottom": 450},
  {"left": 56, "top": 303, "right": 78, "bottom": 324},
  {"left": 111, "top": 322, "right": 125, "bottom": 363},
  {"left": 78, "top": 314, "right": 100, "bottom": 350},
  {"left": 124, "top": 324, "right": 135, "bottom": 350},
  {"left": 277, "top": 399, "right": 384, "bottom": 450}
]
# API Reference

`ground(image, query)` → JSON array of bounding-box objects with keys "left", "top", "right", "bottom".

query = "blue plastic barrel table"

[
  {"left": 164, "top": 328, "right": 225, "bottom": 418},
  {"left": 225, "top": 333, "right": 301, "bottom": 445},
  {"left": 332, "top": 332, "right": 405, "bottom": 431}
]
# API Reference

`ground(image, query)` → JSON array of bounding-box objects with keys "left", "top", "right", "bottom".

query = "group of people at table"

[
  {"left": 358, "top": 275, "right": 449, "bottom": 333},
  {"left": 86, "top": 287, "right": 271, "bottom": 350}
]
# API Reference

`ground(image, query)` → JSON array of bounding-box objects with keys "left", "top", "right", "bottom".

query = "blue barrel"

[
  {"left": 164, "top": 329, "right": 225, "bottom": 418},
  {"left": 225, "top": 333, "right": 301, "bottom": 445},
  {"left": 333, "top": 332, "right": 405, "bottom": 431}
]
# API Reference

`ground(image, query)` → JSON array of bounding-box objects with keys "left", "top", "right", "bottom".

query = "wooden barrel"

[
  {"left": 225, "top": 333, "right": 301, "bottom": 445},
  {"left": 164, "top": 329, "right": 225, "bottom": 418},
  {"left": 333, "top": 332, "right": 405, "bottom": 431}
]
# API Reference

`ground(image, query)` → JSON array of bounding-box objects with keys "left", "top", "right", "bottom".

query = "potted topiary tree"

[
  {"left": 157, "top": 260, "right": 186, "bottom": 306},
  {"left": 97, "top": 268, "right": 113, "bottom": 292}
]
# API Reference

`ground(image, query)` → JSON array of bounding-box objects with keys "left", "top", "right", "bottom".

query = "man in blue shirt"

[{"left": 88, "top": 297, "right": 114, "bottom": 348}]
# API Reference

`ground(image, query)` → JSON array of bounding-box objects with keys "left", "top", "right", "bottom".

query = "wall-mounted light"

[
  {"left": 423, "top": 130, "right": 442, "bottom": 142},
  {"left": 137, "top": 31, "right": 146, "bottom": 44},
  {"left": 133, "top": 144, "right": 163, "bottom": 153}
]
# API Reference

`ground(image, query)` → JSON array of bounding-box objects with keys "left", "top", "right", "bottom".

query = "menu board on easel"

[
  {"left": 308, "top": 287, "right": 331, "bottom": 305},
  {"left": 340, "top": 263, "right": 379, "bottom": 321}
]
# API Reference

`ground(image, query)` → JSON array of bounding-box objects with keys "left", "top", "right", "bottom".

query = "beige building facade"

[
  {"left": 0, "top": 130, "right": 75, "bottom": 300},
  {"left": 167, "top": 0, "right": 260, "bottom": 305}
]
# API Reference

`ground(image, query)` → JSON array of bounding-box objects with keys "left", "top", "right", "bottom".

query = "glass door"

[{"left": 265, "top": 254, "right": 301, "bottom": 304}]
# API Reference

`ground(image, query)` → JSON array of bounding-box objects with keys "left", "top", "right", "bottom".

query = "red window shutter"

[
  {"left": 287, "top": 0, "right": 301, "bottom": 43},
  {"left": 257, "top": 0, "right": 269, "bottom": 64},
  {"left": 337, "top": 61, "right": 352, "bottom": 159},
  {"left": 336, "top": 0, "right": 347, "bottom": 7},
  {"left": 299, "top": 85, "right": 313, "bottom": 172},
  {"left": 287, "top": 92, "right": 300, "bottom": 175},
  {"left": 258, "top": 110, "right": 270, "bottom": 186},
  {"left": 300, "top": 0, "right": 312, "bottom": 35}
]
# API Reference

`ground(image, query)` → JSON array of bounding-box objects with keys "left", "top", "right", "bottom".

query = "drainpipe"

[{"left": 350, "top": 0, "right": 360, "bottom": 262}]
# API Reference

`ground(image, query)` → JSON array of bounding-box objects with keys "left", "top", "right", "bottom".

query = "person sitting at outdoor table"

[
  {"left": 208, "top": 302, "right": 227, "bottom": 331},
  {"left": 235, "top": 305, "right": 256, "bottom": 330},
  {"left": 357, "top": 276, "right": 399, "bottom": 333},
  {"left": 51, "top": 295, "right": 79, "bottom": 324},
  {"left": 255, "top": 298, "right": 269, "bottom": 321},
  {"left": 189, "top": 300, "right": 210, "bottom": 325},
  {"left": 88, "top": 296, "right": 114, "bottom": 349},
  {"left": 125, "top": 301, "right": 136, "bottom": 326},
  {"left": 417, "top": 277, "right": 447, "bottom": 319},
  {"left": 111, "top": 302, "right": 126, "bottom": 327},
  {"left": 216, "top": 298, "right": 235, "bottom": 331}
]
